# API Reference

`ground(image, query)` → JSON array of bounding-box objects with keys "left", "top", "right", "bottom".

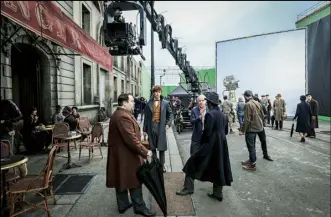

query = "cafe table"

[
  {"left": 1, "top": 155, "right": 28, "bottom": 217},
  {"left": 53, "top": 133, "right": 82, "bottom": 172}
]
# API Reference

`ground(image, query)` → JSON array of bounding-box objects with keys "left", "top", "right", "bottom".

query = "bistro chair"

[
  {"left": 51, "top": 122, "right": 69, "bottom": 149},
  {"left": 1, "top": 141, "right": 20, "bottom": 185},
  {"left": 77, "top": 117, "right": 92, "bottom": 142},
  {"left": 7, "top": 146, "right": 58, "bottom": 217},
  {"left": 78, "top": 123, "right": 103, "bottom": 163}
]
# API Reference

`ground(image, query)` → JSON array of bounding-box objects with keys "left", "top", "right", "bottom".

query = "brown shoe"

[
  {"left": 241, "top": 160, "right": 250, "bottom": 166},
  {"left": 242, "top": 163, "right": 256, "bottom": 171}
]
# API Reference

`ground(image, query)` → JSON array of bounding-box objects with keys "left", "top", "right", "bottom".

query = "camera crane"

[{"left": 103, "top": 1, "right": 201, "bottom": 101}]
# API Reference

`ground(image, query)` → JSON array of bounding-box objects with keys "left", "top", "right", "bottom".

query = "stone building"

[{"left": 0, "top": 1, "right": 142, "bottom": 122}]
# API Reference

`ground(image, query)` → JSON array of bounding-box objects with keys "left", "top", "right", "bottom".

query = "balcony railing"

[{"left": 297, "top": 1, "right": 331, "bottom": 21}]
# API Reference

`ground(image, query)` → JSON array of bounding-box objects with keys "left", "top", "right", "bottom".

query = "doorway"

[{"left": 11, "top": 43, "right": 51, "bottom": 123}]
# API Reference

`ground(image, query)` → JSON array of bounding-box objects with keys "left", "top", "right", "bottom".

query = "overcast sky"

[{"left": 122, "top": 1, "right": 318, "bottom": 85}]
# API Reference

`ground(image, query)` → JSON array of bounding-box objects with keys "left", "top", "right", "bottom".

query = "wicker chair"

[
  {"left": 78, "top": 123, "right": 103, "bottom": 163},
  {"left": 51, "top": 122, "right": 69, "bottom": 149},
  {"left": 1, "top": 141, "right": 20, "bottom": 184},
  {"left": 8, "top": 146, "right": 58, "bottom": 217},
  {"left": 77, "top": 117, "right": 92, "bottom": 142}
]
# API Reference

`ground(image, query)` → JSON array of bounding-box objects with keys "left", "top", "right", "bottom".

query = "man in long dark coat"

[
  {"left": 306, "top": 93, "right": 319, "bottom": 138},
  {"left": 176, "top": 94, "right": 208, "bottom": 195},
  {"left": 180, "top": 92, "right": 233, "bottom": 201},
  {"left": 143, "top": 85, "right": 173, "bottom": 172}
]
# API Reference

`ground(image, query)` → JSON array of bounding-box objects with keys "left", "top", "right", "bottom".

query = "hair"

[
  {"left": 223, "top": 95, "right": 228, "bottom": 100},
  {"left": 118, "top": 93, "right": 131, "bottom": 106},
  {"left": 197, "top": 94, "right": 206, "bottom": 100},
  {"left": 30, "top": 106, "right": 37, "bottom": 114},
  {"left": 56, "top": 105, "right": 61, "bottom": 109},
  {"left": 152, "top": 85, "right": 162, "bottom": 93},
  {"left": 300, "top": 95, "right": 306, "bottom": 101}
]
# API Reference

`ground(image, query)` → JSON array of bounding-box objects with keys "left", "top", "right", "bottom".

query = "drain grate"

[{"left": 53, "top": 173, "right": 96, "bottom": 195}]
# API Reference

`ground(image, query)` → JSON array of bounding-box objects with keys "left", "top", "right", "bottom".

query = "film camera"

[{"left": 103, "top": 1, "right": 146, "bottom": 60}]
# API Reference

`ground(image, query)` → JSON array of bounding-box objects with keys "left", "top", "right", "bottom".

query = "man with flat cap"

[{"left": 179, "top": 91, "right": 233, "bottom": 201}]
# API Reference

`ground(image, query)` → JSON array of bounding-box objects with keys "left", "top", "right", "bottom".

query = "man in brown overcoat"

[
  {"left": 106, "top": 93, "right": 155, "bottom": 217},
  {"left": 273, "top": 93, "right": 286, "bottom": 130}
]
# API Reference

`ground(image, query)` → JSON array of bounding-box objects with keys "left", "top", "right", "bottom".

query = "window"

[
  {"left": 99, "top": 26, "right": 105, "bottom": 46},
  {"left": 114, "top": 57, "right": 118, "bottom": 68},
  {"left": 126, "top": 81, "right": 130, "bottom": 93},
  {"left": 121, "top": 79, "right": 124, "bottom": 94},
  {"left": 83, "top": 63, "right": 92, "bottom": 105},
  {"left": 121, "top": 56, "right": 125, "bottom": 71},
  {"left": 113, "top": 76, "right": 118, "bottom": 102},
  {"left": 131, "top": 84, "right": 134, "bottom": 95},
  {"left": 82, "top": 4, "right": 90, "bottom": 34},
  {"left": 135, "top": 85, "right": 137, "bottom": 96}
]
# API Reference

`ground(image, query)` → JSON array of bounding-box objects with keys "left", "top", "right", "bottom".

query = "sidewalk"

[{"left": 21, "top": 120, "right": 185, "bottom": 217}]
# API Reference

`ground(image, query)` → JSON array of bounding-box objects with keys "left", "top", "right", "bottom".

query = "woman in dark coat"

[
  {"left": 293, "top": 95, "right": 312, "bottom": 143},
  {"left": 181, "top": 92, "right": 233, "bottom": 201}
]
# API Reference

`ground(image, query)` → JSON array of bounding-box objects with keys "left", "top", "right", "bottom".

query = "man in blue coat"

[{"left": 176, "top": 94, "right": 208, "bottom": 195}]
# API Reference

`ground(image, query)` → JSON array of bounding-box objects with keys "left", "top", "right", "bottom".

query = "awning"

[{"left": 1, "top": 1, "right": 113, "bottom": 71}]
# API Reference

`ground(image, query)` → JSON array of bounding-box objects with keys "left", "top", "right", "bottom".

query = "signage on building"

[{"left": 1, "top": 1, "right": 113, "bottom": 71}]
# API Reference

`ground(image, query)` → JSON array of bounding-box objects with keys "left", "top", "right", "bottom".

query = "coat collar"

[
  {"left": 147, "top": 99, "right": 166, "bottom": 111},
  {"left": 117, "top": 107, "right": 139, "bottom": 126}
]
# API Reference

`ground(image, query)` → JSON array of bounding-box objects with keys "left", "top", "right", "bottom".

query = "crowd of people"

[
  {"left": 105, "top": 85, "right": 321, "bottom": 216},
  {"left": 0, "top": 97, "right": 82, "bottom": 154}
]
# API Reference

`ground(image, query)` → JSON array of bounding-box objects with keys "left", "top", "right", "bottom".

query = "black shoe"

[
  {"left": 119, "top": 204, "right": 132, "bottom": 214},
  {"left": 263, "top": 156, "right": 273, "bottom": 161},
  {"left": 134, "top": 209, "right": 155, "bottom": 217},
  {"left": 176, "top": 188, "right": 194, "bottom": 196},
  {"left": 207, "top": 193, "right": 223, "bottom": 202},
  {"left": 300, "top": 137, "right": 306, "bottom": 143}
]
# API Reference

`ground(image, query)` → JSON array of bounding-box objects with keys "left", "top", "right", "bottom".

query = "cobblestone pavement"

[{"left": 174, "top": 120, "right": 330, "bottom": 217}]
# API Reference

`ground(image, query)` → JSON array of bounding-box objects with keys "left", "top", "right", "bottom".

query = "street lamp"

[{"left": 160, "top": 69, "right": 166, "bottom": 86}]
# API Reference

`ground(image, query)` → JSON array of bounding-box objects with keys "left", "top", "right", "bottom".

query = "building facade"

[{"left": 0, "top": 1, "right": 141, "bottom": 122}]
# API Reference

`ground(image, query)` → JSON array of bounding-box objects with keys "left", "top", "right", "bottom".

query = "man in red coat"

[{"left": 106, "top": 93, "right": 155, "bottom": 216}]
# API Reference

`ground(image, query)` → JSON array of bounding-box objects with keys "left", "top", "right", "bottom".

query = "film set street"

[{"left": 9, "top": 120, "right": 330, "bottom": 217}]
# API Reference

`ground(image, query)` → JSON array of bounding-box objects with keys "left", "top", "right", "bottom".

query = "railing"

[{"left": 297, "top": 1, "right": 331, "bottom": 21}]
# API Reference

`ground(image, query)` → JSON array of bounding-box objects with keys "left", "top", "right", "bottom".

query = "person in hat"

[
  {"left": 241, "top": 90, "right": 264, "bottom": 171},
  {"left": 180, "top": 91, "right": 233, "bottom": 201},
  {"left": 221, "top": 95, "right": 234, "bottom": 134},
  {"left": 273, "top": 94, "right": 286, "bottom": 130},
  {"left": 293, "top": 95, "right": 312, "bottom": 142},
  {"left": 265, "top": 94, "right": 272, "bottom": 125},
  {"left": 143, "top": 85, "right": 173, "bottom": 172},
  {"left": 305, "top": 93, "right": 319, "bottom": 138},
  {"left": 72, "top": 106, "right": 80, "bottom": 119},
  {"left": 62, "top": 106, "right": 77, "bottom": 131}
]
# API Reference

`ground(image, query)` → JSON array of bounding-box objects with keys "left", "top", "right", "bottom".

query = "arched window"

[{"left": 99, "top": 25, "right": 105, "bottom": 46}]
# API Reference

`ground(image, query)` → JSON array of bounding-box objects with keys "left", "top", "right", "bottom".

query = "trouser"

[
  {"left": 225, "top": 113, "right": 233, "bottom": 130},
  {"left": 238, "top": 115, "right": 244, "bottom": 125},
  {"left": 245, "top": 132, "right": 257, "bottom": 164},
  {"left": 275, "top": 120, "right": 283, "bottom": 129},
  {"left": 212, "top": 183, "right": 223, "bottom": 198},
  {"left": 184, "top": 141, "right": 200, "bottom": 191},
  {"left": 116, "top": 186, "right": 146, "bottom": 212},
  {"left": 267, "top": 110, "right": 271, "bottom": 124},
  {"left": 308, "top": 128, "right": 316, "bottom": 137},
  {"left": 257, "top": 129, "right": 268, "bottom": 157},
  {"left": 152, "top": 122, "right": 165, "bottom": 166}
]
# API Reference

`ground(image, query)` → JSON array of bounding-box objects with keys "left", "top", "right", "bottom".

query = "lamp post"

[
  {"left": 150, "top": 1, "right": 155, "bottom": 97},
  {"left": 160, "top": 69, "right": 166, "bottom": 86}
]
